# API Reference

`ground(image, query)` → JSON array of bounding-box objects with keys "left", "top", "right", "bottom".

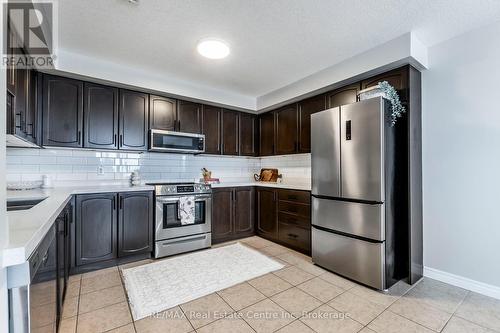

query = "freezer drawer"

[
  {"left": 312, "top": 197, "right": 385, "bottom": 241},
  {"left": 312, "top": 227, "right": 385, "bottom": 290}
]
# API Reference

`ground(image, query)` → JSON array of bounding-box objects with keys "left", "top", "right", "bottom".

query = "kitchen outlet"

[{"left": 98, "top": 165, "right": 104, "bottom": 175}]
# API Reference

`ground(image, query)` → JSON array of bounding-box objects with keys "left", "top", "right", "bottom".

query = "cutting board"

[{"left": 255, "top": 168, "right": 279, "bottom": 182}]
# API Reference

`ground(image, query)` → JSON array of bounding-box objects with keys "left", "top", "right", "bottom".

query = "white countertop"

[
  {"left": 4, "top": 185, "right": 154, "bottom": 268},
  {"left": 3, "top": 181, "right": 310, "bottom": 268}
]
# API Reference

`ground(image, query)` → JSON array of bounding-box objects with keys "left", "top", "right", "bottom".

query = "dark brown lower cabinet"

[
  {"left": 256, "top": 187, "right": 311, "bottom": 254},
  {"left": 256, "top": 187, "right": 278, "bottom": 240},
  {"left": 212, "top": 187, "right": 254, "bottom": 244},
  {"left": 74, "top": 191, "right": 153, "bottom": 268},
  {"left": 118, "top": 191, "right": 154, "bottom": 257},
  {"left": 75, "top": 193, "right": 117, "bottom": 266}
]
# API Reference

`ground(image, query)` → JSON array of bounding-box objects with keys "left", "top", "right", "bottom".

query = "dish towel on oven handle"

[{"left": 179, "top": 196, "right": 196, "bottom": 225}]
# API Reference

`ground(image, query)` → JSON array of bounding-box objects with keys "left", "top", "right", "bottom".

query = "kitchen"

[{"left": 2, "top": 1, "right": 500, "bottom": 333}]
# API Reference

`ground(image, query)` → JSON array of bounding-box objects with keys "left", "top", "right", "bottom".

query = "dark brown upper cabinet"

[
  {"left": 259, "top": 111, "right": 275, "bottom": 156},
  {"left": 6, "top": 26, "right": 17, "bottom": 94},
  {"left": 327, "top": 83, "right": 360, "bottom": 109},
  {"left": 42, "top": 75, "right": 84, "bottom": 148},
  {"left": 239, "top": 112, "right": 257, "bottom": 156},
  {"left": 149, "top": 95, "right": 177, "bottom": 131},
  {"left": 84, "top": 83, "right": 119, "bottom": 150},
  {"left": 14, "top": 67, "right": 27, "bottom": 137},
  {"left": 275, "top": 104, "right": 298, "bottom": 155},
  {"left": 361, "top": 67, "right": 408, "bottom": 102},
  {"left": 201, "top": 105, "right": 222, "bottom": 154},
  {"left": 119, "top": 90, "right": 149, "bottom": 151},
  {"left": 222, "top": 110, "right": 239, "bottom": 155},
  {"left": 177, "top": 100, "right": 201, "bottom": 133},
  {"left": 297, "top": 94, "right": 326, "bottom": 153}
]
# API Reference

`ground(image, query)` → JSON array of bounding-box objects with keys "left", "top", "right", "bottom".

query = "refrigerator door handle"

[{"left": 346, "top": 120, "right": 351, "bottom": 140}]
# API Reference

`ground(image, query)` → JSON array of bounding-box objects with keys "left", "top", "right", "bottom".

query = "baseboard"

[{"left": 424, "top": 266, "right": 500, "bottom": 300}]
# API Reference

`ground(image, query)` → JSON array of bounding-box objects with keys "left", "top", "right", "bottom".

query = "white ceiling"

[{"left": 58, "top": 0, "right": 500, "bottom": 100}]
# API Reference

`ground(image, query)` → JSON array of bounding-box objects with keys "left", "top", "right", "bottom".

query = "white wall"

[{"left": 422, "top": 20, "right": 500, "bottom": 291}]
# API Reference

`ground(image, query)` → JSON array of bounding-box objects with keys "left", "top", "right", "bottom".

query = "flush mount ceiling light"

[{"left": 197, "top": 39, "right": 230, "bottom": 59}]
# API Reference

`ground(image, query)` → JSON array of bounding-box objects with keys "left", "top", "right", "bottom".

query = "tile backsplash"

[{"left": 6, "top": 148, "right": 311, "bottom": 187}]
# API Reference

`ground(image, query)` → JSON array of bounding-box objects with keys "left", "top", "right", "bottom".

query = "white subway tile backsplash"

[{"left": 6, "top": 148, "right": 311, "bottom": 186}]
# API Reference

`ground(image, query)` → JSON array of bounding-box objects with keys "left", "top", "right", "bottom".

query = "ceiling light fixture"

[{"left": 197, "top": 39, "right": 230, "bottom": 59}]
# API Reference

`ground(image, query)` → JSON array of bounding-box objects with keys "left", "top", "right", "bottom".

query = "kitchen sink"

[{"left": 7, "top": 198, "right": 47, "bottom": 211}]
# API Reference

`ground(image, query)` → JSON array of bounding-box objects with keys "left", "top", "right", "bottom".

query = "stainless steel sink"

[{"left": 7, "top": 198, "right": 47, "bottom": 211}]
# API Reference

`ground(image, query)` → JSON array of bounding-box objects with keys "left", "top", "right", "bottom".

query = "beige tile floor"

[{"left": 60, "top": 236, "right": 500, "bottom": 333}]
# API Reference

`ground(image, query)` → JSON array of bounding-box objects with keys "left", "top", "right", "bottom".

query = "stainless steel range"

[{"left": 149, "top": 182, "right": 212, "bottom": 258}]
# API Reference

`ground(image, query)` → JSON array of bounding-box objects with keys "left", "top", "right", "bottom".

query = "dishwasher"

[{"left": 8, "top": 224, "right": 58, "bottom": 332}]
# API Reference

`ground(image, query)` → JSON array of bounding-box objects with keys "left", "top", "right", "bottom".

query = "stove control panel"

[{"left": 152, "top": 183, "right": 211, "bottom": 196}]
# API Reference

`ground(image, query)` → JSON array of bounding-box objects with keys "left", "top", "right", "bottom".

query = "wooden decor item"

[{"left": 255, "top": 168, "right": 279, "bottom": 182}]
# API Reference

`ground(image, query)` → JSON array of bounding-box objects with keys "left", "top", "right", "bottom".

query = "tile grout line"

[
  {"left": 117, "top": 264, "right": 139, "bottom": 333},
  {"left": 213, "top": 289, "right": 258, "bottom": 333}
]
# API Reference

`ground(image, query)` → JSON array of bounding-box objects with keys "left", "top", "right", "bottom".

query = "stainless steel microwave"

[{"left": 149, "top": 129, "right": 205, "bottom": 153}]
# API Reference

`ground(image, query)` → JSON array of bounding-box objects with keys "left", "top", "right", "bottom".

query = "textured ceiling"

[{"left": 58, "top": 0, "right": 500, "bottom": 98}]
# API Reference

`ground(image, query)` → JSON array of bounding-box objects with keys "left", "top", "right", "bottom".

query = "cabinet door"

[
  {"left": 119, "top": 90, "right": 149, "bottom": 151},
  {"left": 42, "top": 75, "right": 84, "bottom": 148},
  {"left": 259, "top": 112, "right": 275, "bottom": 156},
  {"left": 25, "top": 70, "right": 38, "bottom": 143},
  {"left": 84, "top": 83, "right": 119, "bottom": 149},
  {"left": 150, "top": 95, "right": 177, "bottom": 131},
  {"left": 177, "top": 100, "right": 201, "bottom": 133},
  {"left": 201, "top": 105, "right": 221, "bottom": 154},
  {"left": 14, "top": 66, "right": 27, "bottom": 137},
  {"left": 239, "top": 113, "right": 257, "bottom": 156},
  {"left": 275, "top": 104, "right": 298, "bottom": 155},
  {"left": 257, "top": 188, "right": 277, "bottom": 239},
  {"left": 75, "top": 193, "right": 117, "bottom": 266},
  {"left": 222, "top": 110, "right": 239, "bottom": 155},
  {"left": 298, "top": 95, "right": 325, "bottom": 153},
  {"left": 327, "top": 83, "right": 360, "bottom": 108},
  {"left": 234, "top": 187, "right": 254, "bottom": 235},
  {"left": 361, "top": 67, "right": 408, "bottom": 102},
  {"left": 211, "top": 188, "right": 233, "bottom": 243},
  {"left": 118, "top": 191, "right": 153, "bottom": 257},
  {"left": 6, "top": 28, "right": 16, "bottom": 94}
]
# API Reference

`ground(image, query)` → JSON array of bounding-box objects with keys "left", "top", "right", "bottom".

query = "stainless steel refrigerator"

[{"left": 311, "top": 96, "right": 407, "bottom": 290}]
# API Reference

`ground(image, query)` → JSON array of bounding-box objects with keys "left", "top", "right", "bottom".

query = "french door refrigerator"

[{"left": 311, "top": 96, "right": 407, "bottom": 290}]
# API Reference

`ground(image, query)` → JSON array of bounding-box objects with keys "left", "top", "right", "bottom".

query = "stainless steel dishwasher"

[{"left": 8, "top": 224, "right": 58, "bottom": 332}]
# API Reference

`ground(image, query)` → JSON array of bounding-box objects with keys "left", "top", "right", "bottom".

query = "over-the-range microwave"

[{"left": 149, "top": 129, "right": 205, "bottom": 154}]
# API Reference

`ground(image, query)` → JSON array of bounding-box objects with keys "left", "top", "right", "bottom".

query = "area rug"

[{"left": 121, "top": 243, "right": 284, "bottom": 320}]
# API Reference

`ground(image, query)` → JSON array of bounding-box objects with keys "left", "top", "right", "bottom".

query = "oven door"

[{"left": 155, "top": 194, "right": 212, "bottom": 240}]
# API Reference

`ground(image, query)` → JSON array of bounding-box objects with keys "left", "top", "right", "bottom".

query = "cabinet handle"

[
  {"left": 78, "top": 130, "right": 81, "bottom": 145},
  {"left": 177, "top": 120, "right": 181, "bottom": 131},
  {"left": 119, "top": 134, "right": 123, "bottom": 148},
  {"left": 114, "top": 134, "right": 117, "bottom": 146},
  {"left": 287, "top": 233, "right": 298, "bottom": 239},
  {"left": 26, "top": 123, "right": 33, "bottom": 135},
  {"left": 113, "top": 197, "right": 116, "bottom": 210},
  {"left": 15, "top": 113, "right": 21, "bottom": 128},
  {"left": 119, "top": 196, "right": 123, "bottom": 210}
]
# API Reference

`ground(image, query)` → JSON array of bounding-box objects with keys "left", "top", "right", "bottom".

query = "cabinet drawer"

[
  {"left": 278, "top": 201, "right": 310, "bottom": 217},
  {"left": 278, "top": 222, "right": 310, "bottom": 252},
  {"left": 278, "top": 189, "right": 310, "bottom": 204},
  {"left": 278, "top": 212, "right": 310, "bottom": 228}
]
